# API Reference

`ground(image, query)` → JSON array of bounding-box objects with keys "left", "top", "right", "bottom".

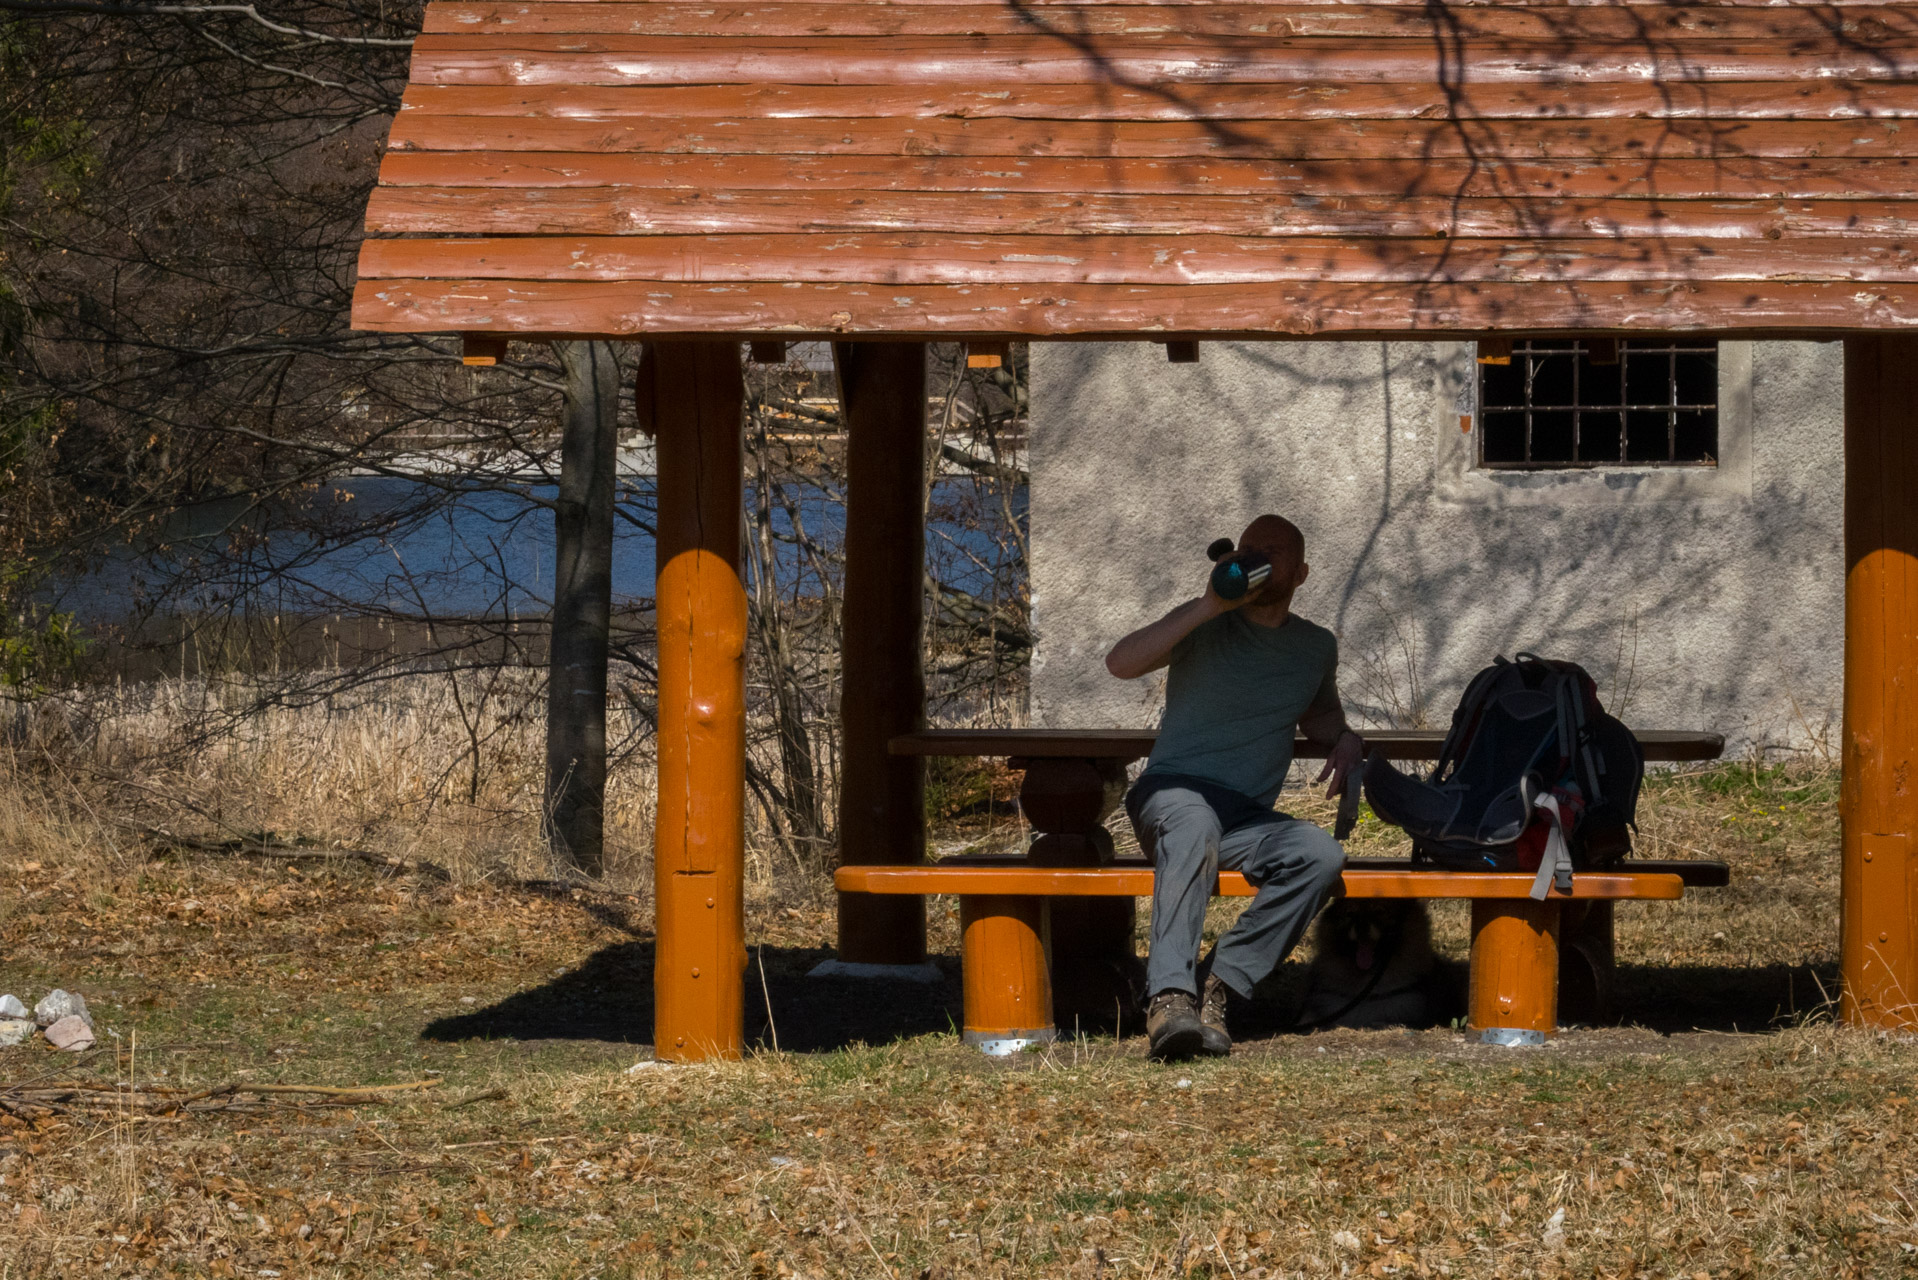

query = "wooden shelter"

[{"left": 354, "top": 0, "right": 1918, "bottom": 1059}]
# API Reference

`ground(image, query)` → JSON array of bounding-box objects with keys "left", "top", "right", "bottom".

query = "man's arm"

[
  {"left": 1104, "top": 593, "right": 1225, "bottom": 679},
  {"left": 1296, "top": 694, "right": 1350, "bottom": 749},
  {"left": 1299, "top": 679, "right": 1365, "bottom": 800}
]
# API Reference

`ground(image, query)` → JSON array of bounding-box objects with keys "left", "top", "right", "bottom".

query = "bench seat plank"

[
  {"left": 1340, "top": 856, "right": 1732, "bottom": 888},
  {"left": 835, "top": 864, "right": 1684, "bottom": 901},
  {"left": 889, "top": 727, "right": 1725, "bottom": 763}
]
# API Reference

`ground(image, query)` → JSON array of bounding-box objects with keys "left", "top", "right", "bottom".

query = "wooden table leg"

[
  {"left": 1557, "top": 899, "right": 1616, "bottom": 1026},
  {"left": 1047, "top": 896, "right": 1142, "bottom": 1032},
  {"left": 960, "top": 896, "right": 1056, "bottom": 1056},
  {"left": 1469, "top": 899, "right": 1562, "bottom": 1045},
  {"left": 1016, "top": 757, "right": 1142, "bottom": 1028}
]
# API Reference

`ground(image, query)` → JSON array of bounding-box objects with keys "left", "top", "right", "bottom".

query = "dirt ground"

[{"left": 3, "top": 764, "right": 1914, "bottom": 1278}]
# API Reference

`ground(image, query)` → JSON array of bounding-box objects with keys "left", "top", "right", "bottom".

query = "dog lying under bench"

[{"left": 1297, "top": 899, "right": 1461, "bottom": 1030}]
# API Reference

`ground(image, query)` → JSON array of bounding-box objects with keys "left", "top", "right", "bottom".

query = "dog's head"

[{"left": 1316, "top": 899, "right": 1417, "bottom": 974}]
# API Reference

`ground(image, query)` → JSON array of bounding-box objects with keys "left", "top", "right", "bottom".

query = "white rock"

[
  {"left": 34, "top": 990, "right": 90, "bottom": 1029},
  {"left": 0, "top": 994, "right": 26, "bottom": 1019},
  {"left": 0, "top": 1018, "right": 33, "bottom": 1047},
  {"left": 44, "top": 1015, "right": 94, "bottom": 1051}
]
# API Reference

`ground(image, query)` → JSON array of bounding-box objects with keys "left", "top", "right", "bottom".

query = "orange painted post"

[
  {"left": 1842, "top": 337, "right": 1918, "bottom": 1028},
  {"left": 1468, "top": 899, "right": 1561, "bottom": 1044},
  {"left": 648, "top": 341, "right": 748, "bottom": 1062},
  {"left": 834, "top": 341, "right": 930, "bottom": 965},
  {"left": 960, "top": 895, "right": 1055, "bottom": 1055}
]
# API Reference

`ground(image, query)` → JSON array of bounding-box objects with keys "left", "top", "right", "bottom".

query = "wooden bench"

[
  {"left": 843, "top": 727, "right": 1729, "bottom": 1052},
  {"left": 837, "top": 857, "right": 1726, "bottom": 1053}
]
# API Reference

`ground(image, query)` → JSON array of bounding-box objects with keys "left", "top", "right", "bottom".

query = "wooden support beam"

[
  {"left": 1164, "top": 340, "right": 1200, "bottom": 364},
  {"left": 833, "top": 340, "right": 929, "bottom": 965},
  {"left": 749, "top": 340, "right": 787, "bottom": 364},
  {"left": 966, "top": 341, "right": 1009, "bottom": 369},
  {"left": 649, "top": 340, "right": 748, "bottom": 1061},
  {"left": 462, "top": 334, "right": 508, "bottom": 366},
  {"left": 1843, "top": 336, "right": 1918, "bottom": 1028}
]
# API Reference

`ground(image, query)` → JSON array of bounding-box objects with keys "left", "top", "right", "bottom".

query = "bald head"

[
  {"left": 1239, "top": 514, "right": 1304, "bottom": 572},
  {"left": 1235, "top": 514, "right": 1308, "bottom": 609}
]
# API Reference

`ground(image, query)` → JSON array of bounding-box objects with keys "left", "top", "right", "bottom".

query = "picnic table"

[{"left": 830, "top": 728, "right": 1730, "bottom": 1053}]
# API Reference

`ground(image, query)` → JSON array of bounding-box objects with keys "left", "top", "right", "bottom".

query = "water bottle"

[{"left": 1206, "top": 538, "right": 1272, "bottom": 602}]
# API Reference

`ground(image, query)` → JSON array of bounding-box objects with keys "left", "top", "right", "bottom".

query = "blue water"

[{"left": 52, "top": 475, "right": 1026, "bottom": 622}]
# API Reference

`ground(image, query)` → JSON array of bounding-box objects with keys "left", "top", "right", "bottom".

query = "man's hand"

[
  {"left": 1315, "top": 729, "right": 1365, "bottom": 800},
  {"left": 1203, "top": 572, "right": 1251, "bottom": 615}
]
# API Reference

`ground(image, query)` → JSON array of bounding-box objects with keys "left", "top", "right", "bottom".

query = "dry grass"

[
  {"left": 0, "top": 686, "right": 1891, "bottom": 1278},
  {"left": 1, "top": 672, "right": 791, "bottom": 890}
]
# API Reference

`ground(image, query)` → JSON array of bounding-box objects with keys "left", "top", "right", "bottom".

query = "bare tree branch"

[{"left": 0, "top": 0, "right": 415, "bottom": 46}]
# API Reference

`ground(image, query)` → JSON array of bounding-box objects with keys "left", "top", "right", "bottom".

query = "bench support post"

[
  {"left": 1843, "top": 337, "right": 1918, "bottom": 1028},
  {"left": 651, "top": 342, "right": 748, "bottom": 1062},
  {"left": 1468, "top": 899, "right": 1560, "bottom": 1044},
  {"left": 834, "top": 342, "right": 930, "bottom": 966},
  {"left": 960, "top": 895, "right": 1056, "bottom": 1055}
]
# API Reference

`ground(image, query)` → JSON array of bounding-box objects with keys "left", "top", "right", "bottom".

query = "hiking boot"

[
  {"left": 1198, "top": 974, "right": 1232, "bottom": 1057},
  {"left": 1146, "top": 990, "right": 1205, "bottom": 1062}
]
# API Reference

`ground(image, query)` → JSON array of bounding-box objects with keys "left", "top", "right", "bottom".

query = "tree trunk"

[
  {"left": 545, "top": 339, "right": 621, "bottom": 876},
  {"left": 747, "top": 413, "right": 824, "bottom": 844}
]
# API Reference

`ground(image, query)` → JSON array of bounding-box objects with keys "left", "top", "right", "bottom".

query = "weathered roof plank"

[{"left": 351, "top": 0, "right": 1918, "bottom": 337}]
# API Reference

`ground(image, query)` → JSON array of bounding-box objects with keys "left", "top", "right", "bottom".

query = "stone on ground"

[
  {"left": 43, "top": 1015, "right": 94, "bottom": 1051},
  {"left": 0, "top": 994, "right": 26, "bottom": 1019},
  {"left": 34, "top": 989, "right": 90, "bottom": 1029},
  {"left": 0, "top": 1018, "right": 33, "bottom": 1047}
]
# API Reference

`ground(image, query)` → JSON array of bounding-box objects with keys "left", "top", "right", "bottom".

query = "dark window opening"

[{"left": 1478, "top": 340, "right": 1718, "bottom": 469}]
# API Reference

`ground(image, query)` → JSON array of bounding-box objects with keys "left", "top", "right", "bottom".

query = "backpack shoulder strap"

[
  {"left": 1528, "top": 792, "right": 1575, "bottom": 899},
  {"left": 1435, "top": 657, "right": 1510, "bottom": 783}
]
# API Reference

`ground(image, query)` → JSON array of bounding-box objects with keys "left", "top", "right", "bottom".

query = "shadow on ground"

[
  {"left": 422, "top": 936, "right": 1833, "bottom": 1052},
  {"left": 1229, "top": 959, "right": 1837, "bottom": 1040},
  {"left": 421, "top": 941, "right": 964, "bottom": 1053},
  {"left": 1615, "top": 961, "right": 1840, "bottom": 1034}
]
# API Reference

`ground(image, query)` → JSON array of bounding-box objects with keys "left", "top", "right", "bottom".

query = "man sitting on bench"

[{"left": 1105, "top": 514, "right": 1363, "bottom": 1060}]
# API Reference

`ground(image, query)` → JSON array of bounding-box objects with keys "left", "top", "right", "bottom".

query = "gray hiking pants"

[{"left": 1126, "top": 775, "right": 1345, "bottom": 1000}]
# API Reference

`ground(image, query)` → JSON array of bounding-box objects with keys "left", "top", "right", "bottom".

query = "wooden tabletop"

[{"left": 890, "top": 727, "right": 1725, "bottom": 763}]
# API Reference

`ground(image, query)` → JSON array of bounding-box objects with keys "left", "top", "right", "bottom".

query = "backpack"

[{"left": 1359, "top": 654, "right": 1644, "bottom": 899}]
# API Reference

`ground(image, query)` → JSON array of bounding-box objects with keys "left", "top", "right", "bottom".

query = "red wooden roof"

[{"left": 351, "top": 0, "right": 1918, "bottom": 340}]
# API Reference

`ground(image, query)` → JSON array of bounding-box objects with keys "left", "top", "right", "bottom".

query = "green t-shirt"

[{"left": 1140, "top": 611, "right": 1341, "bottom": 808}]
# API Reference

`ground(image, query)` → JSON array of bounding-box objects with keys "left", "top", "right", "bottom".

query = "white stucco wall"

[{"left": 1028, "top": 341, "right": 1844, "bottom": 756}]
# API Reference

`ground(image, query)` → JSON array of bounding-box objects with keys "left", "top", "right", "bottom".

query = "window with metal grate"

[{"left": 1477, "top": 340, "right": 1718, "bottom": 469}]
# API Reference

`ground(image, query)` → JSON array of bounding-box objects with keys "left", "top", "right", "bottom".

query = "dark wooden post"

[
  {"left": 545, "top": 339, "right": 621, "bottom": 876},
  {"left": 648, "top": 341, "right": 747, "bottom": 1061},
  {"left": 1019, "top": 757, "right": 1141, "bottom": 1027},
  {"left": 834, "top": 341, "right": 929, "bottom": 965},
  {"left": 1842, "top": 337, "right": 1918, "bottom": 1028}
]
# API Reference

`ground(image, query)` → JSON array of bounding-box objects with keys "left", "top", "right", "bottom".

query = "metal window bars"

[{"left": 1478, "top": 340, "right": 1719, "bottom": 469}]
